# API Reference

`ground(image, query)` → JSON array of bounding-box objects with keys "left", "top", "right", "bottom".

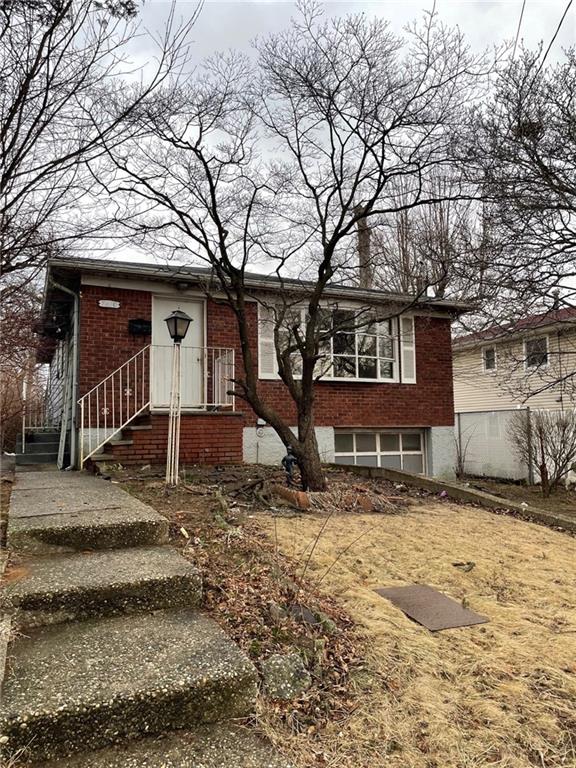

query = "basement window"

[{"left": 334, "top": 430, "right": 425, "bottom": 473}]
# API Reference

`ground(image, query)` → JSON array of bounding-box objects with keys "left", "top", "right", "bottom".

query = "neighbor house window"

[
  {"left": 334, "top": 430, "right": 425, "bottom": 473},
  {"left": 483, "top": 346, "right": 496, "bottom": 371},
  {"left": 525, "top": 336, "right": 548, "bottom": 369},
  {"left": 258, "top": 304, "right": 416, "bottom": 384}
]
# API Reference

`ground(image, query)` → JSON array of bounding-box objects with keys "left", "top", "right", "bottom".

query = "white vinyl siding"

[
  {"left": 334, "top": 430, "right": 425, "bottom": 473},
  {"left": 46, "top": 338, "right": 70, "bottom": 426},
  {"left": 258, "top": 303, "right": 416, "bottom": 384},
  {"left": 453, "top": 327, "right": 576, "bottom": 413}
]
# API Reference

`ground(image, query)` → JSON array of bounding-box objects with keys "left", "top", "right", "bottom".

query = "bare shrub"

[{"left": 508, "top": 410, "right": 576, "bottom": 497}]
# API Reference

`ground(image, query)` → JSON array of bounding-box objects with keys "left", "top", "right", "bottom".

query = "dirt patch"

[
  {"left": 116, "top": 465, "right": 367, "bottom": 755},
  {"left": 465, "top": 477, "right": 576, "bottom": 519},
  {"left": 264, "top": 496, "right": 576, "bottom": 768}
]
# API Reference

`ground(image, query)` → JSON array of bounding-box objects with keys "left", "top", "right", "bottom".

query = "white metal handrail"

[
  {"left": 79, "top": 345, "right": 151, "bottom": 465},
  {"left": 150, "top": 345, "right": 236, "bottom": 410},
  {"left": 78, "top": 344, "right": 235, "bottom": 465}
]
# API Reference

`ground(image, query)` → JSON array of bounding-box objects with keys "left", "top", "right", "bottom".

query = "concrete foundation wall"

[
  {"left": 244, "top": 424, "right": 456, "bottom": 478},
  {"left": 427, "top": 426, "right": 457, "bottom": 479},
  {"left": 80, "top": 428, "right": 116, "bottom": 459},
  {"left": 243, "top": 426, "right": 335, "bottom": 466}
]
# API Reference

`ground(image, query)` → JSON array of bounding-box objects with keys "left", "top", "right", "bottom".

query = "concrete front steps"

[
  {"left": 8, "top": 473, "right": 169, "bottom": 555},
  {"left": 89, "top": 415, "right": 153, "bottom": 467},
  {"left": 1, "top": 610, "right": 258, "bottom": 764},
  {"left": 38, "top": 723, "right": 292, "bottom": 768},
  {"left": 5, "top": 546, "right": 202, "bottom": 629},
  {"left": 1, "top": 470, "right": 269, "bottom": 766},
  {"left": 16, "top": 430, "right": 62, "bottom": 466}
]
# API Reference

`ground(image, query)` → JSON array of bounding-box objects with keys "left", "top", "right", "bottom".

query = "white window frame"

[
  {"left": 482, "top": 345, "right": 497, "bottom": 372},
  {"left": 334, "top": 429, "right": 426, "bottom": 473},
  {"left": 524, "top": 335, "right": 549, "bottom": 370},
  {"left": 258, "top": 303, "right": 416, "bottom": 385}
]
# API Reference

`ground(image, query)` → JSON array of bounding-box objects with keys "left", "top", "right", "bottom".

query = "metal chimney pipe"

[{"left": 355, "top": 205, "right": 372, "bottom": 289}]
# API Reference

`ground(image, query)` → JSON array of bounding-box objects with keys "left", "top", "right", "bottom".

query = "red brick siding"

[
  {"left": 206, "top": 298, "right": 455, "bottom": 428},
  {"left": 79, "top": 285, "right": 152, "bottom": 397},
  {"left": 109, "top": 414, "right": 243, "bottom": 465},
  {"left": 78, "top": 284, "right": 455, "bottom": 464}
]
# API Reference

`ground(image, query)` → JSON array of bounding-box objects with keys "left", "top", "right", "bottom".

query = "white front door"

[{"left": 151, "top": 297, "right": 204, "bottom": 409}]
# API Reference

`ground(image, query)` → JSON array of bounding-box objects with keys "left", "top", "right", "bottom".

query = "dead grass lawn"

[
  {"left": 262, "top": 499, "right": 576, "bottom": 768},
  {"left": 465, "top": 478, "right": 576, "bottom": 520}
]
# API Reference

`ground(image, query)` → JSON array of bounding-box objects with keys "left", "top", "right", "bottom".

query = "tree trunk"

[
  {"left": 289, "top": 414, "right": 326, "bottom": 491},
  {"left": 539, "top": 463, "right": 550, "bottom": 497},
  {"left": 297, "top": 436, "right": 326, "bottom": 491}
]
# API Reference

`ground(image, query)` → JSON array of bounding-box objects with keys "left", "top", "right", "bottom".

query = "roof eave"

[{"left": 46, "top": 256, "right": 473, "bottom": 316}]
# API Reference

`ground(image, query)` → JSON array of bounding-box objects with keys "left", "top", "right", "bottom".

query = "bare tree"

[
  {"left": 370, "top": 175, "right": 491, "bottom": 300},
  {"left": 0, "top": 0, "right": 196, "bottom": 290},
  {"left": 0, "top": 276, "right": 42, "bottom": 450},
  {"left": 508, "top": 409, "right": 576, "bottom": 497},
  {"left": 447, "top": 48, "right": 576, "bottom": 406},
  {"left": 102, "top": 5, "right": 492, "bottom": 489},
  {"left": 465, "top": 47, "right": 576, "bottom": 321}
]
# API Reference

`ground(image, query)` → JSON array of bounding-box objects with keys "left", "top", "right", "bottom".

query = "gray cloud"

[{"left": 132, "top": 0, "right": 574, "bottom": 61}]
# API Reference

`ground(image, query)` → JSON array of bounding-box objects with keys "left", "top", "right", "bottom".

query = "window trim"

[
  {"left": 482, "top": 345, "right": 497, "bottom": 372},
  {"left": 524, "top": 334, "right": 549, "bottom": 370},
  {"left": 257, "top": 303, "right": 416, "bottom": 385}
]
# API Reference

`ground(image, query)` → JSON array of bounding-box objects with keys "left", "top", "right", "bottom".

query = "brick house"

[{"left": 32, "top": 256, "right": 467, "bottom": 477}]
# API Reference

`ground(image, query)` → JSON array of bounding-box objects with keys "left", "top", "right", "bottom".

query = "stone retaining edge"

[{"left": 332, "top": 464, "right": 576, "bottom": 533}]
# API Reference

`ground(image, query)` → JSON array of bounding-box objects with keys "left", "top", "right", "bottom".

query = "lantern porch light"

[{"left": 164, "top": 309, "right": 192, "bottom": 344}]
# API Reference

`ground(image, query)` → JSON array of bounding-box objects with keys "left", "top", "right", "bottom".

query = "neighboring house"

[
  {"left": 31, "top": 256, "right": 468, "bottom": 477},
  {"left": 452, "top": 307, "right": 576, "bottom": 480},
  {"left": 453, "top": 306, "right": 576, "bottom": 413}
]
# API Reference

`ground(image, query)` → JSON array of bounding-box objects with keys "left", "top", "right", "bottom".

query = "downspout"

[{"left": 50, "top": 280, "right": 79, "bottom": 469}]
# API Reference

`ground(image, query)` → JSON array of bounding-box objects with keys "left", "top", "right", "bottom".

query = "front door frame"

[{"left": 150, "top": 293, "right": 208, "bottom": 411}]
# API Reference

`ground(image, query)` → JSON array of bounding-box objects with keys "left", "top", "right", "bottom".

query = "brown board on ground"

[{"left": 375, "top": 584, "right": 488, "bottom": 631}]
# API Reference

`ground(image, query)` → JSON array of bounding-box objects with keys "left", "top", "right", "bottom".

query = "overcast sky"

[
  {"left": 135, "top": 0, "right": 574, "bottom": 62},
  {"left": 110, "top": 0, "right": 574, "bottom": 264}
]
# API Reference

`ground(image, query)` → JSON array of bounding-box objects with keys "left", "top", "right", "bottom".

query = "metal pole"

[
  {"left": 165, "top": 343, "right": 176, "bottom": 485},
  {"left": 166, "top": 341, "right": 182, "bottom": 486},
  {"left": 21, "top": 376, "right": 27, "bottom": 454},
  {"left": 80, "top": 399, "right": 85, "bottom": 467},
  {"left": 174, "top": 343, "right": 181, "bottom": 484}
]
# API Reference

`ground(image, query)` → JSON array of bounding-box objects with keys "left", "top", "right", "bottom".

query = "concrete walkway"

[{"left": 1, "top": 469, "right": 290, "bottom": 767}]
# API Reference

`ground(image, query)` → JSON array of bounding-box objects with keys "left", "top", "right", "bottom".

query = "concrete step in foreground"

[
  {"left": 5, "top": 546, "right": 202, "bottom": 629},
  {"left": 8, "top": 482, "right": 168, "bottom": 554},
  {"left": 0, "top": 609, "right": 258, "bottom": 764},
  {"left": 37, "top": 723, "right": 293, "bottom": 767}
]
